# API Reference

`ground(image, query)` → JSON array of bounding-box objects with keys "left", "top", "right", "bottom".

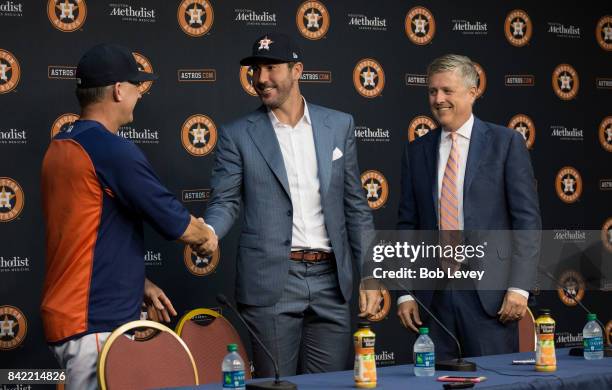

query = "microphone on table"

[
  {"left": 216, "top": 294, "right": 298, "bottom": 389},
  {"left": 537, "top": 268, "right": 612, "bottom": 357}
]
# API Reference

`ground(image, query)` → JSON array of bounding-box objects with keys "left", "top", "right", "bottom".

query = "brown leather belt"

[{"left": 289, "top": 250, "right": 334, "bottom": 262}]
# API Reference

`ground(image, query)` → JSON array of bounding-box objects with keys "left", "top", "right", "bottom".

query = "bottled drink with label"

[
  {"left": 583, "top": 313, "right": 604, "bottom": 360},
  {"left": 354, "top": 321, "right": 377, "bottom": 388},
  {"left": 222, "top": 343, "right": 246, "bottom": 390},
  {"left": 413, "top": 327, "right": 435, "bottom": 376},
  {"left": 535, "top": 309, "right": 556, "bottom": 372}
]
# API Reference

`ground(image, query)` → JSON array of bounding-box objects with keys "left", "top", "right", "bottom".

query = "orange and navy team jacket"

[{"left": 40, "top": 120, "right": 190, "bottom": 344}]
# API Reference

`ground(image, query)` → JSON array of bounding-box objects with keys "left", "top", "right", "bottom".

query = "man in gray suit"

[{"left": 204, "top": 33, "right": 381, "bottom": 376}]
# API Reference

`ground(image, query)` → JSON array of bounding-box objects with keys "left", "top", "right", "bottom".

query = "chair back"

[
  {"left": 176, "top": 308, "right": 251, "bottom": 384},
  {"left": 518, "top": 307, "right": 536, "bottom": 352},
  {"left": 98, "top": 320, "right": 198, "bottom": 389}
]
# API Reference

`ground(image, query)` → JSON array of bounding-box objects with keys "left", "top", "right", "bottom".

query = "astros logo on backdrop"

[
  {"left": 599, "top": 116, "right": 612, "bottom": 152},
  {"left": 595, "top": 15, "right": 612, "bottom": 51},
  {"left": 47, "top": 0, "right": 87, "bottom": 32},
  {"left": 184, "top": 245, "right": 220, "bottom": 276},
  {"left": 177, "top": 0, "right": 214, "bottom": 37},
  {"left": 239, "top": 66, "right": 257, "bottom": 96},
  {"left": 602, "top": 217, "right": 612, "bottom": 253},
  {"left": 367, "top": 285, "right": 391, "bottom": 322},
  {"left": 508, "top": 114, "right": 536, "bottom": 149},
  {"left": 0, "top": 177, "right": 24, "bottom": 222},
  {"left": 361, "top": 170, "right": 389, "bottom": 210},
  {"left": 552, "top": 64, "right": 579, "bottom": 100},
  {"left": 557, "top": 270, "right": 585, "bottom": 306},
  {"left": 555, "top": 166, "right": 582, "bottom": 204},
  {"left": 0, "top": 305, "right": 27, "bottom": 350},
  {"left": 408, "top": 115, "right": 436, "bottom": 142},
  {"left": 472, "top": 62, "right": 487, "bottom": 98},
  {"left": 181, "top": 114, "right": 218, "bottom": 156},
  {"left": 0, "top": 49, "right": 20, "bottom": 94},
  {"left": 296, "top": 1, "right": 329, "bottom": 40},
  {"left": 504, "top": 9, "right": 532, "bottom": 47},
  {"left": 405, "top": 6, "right": 435, "bottom": 45},
  {"left": 50, "top": 113, "right": 79, "bottom": 138},
  {"left": 132, "top": 52, "right": 154, "bottom": 95},
  {"left": 353, "top": 58, "right": 385, "bottom": 98}
]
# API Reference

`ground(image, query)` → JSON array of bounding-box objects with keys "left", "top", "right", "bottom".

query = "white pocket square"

[{"left": 332, "top": 147, "right": 343, "bottom": 161}]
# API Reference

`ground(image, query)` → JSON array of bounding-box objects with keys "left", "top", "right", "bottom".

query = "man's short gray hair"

[
  {"left": 427, "top": 54, "right": 478, "bottom": 88},
  {"left": 75, "top": 85, "right": 113, "bottom": 108}
]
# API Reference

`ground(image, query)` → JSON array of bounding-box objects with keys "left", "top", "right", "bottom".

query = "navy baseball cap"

[
  {"left": 75, "top": 43, "right": 158, "bottom": 88},
  {"left": 240, "top": 33, "right": 302, "bottom": 66}
]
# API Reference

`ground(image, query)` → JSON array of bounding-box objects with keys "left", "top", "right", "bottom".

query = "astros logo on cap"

[
  {"left": 405, "top": 6, "right": 435, "bottom": 45},
  {"left": 181, "top": 114, "right": 218, "bottom": 157},
  {"left": 184, "top": 245, "right": 220, "bottom": 276},
  {"left": 596, "top": 15, "right": 612, "bottom": 51},
  {"left": 50, "top": 113, "right": 79, "bottom": 139},
  {"left": 0, "top": 178, "right": 24, "bottom": 222},
  {"left": 508, "top": 114, "right": 536, "bottom": 150},
  {"left": 555, "top": 166, "right": 582, "bottom": 203},
  {"left": 504, "top": 9, "right": 532, "bottom": 47},
  {"left": 178, "top": 0, "right": 214, "bottom": 37},
  {"left": 408, "top": 115, "right": 436, "bottom": 142},
  {"left": 557, "top": 270, "right": 585, "bottom": 307},
  {"left": 361, "top": 170, "right": 389, "bottom": 210},
  {"left": 258, "top": 37, "right": 274, "bottom": 51},
  {"left": 598, "top": 116, "right": 612, "bottom": 152},
  {"left": 473, "top": 62, "right": 487, "bottom": 99},
  {"left": 353, "top": 58, "right": 385, "bottom": 98},
  {"left": 0, "top": 305, "right": 27, "bottom": 350},
  {"left": 552, "top": 64, "right": 579, "bottom": 100},
  {"left": 0, "top": 49, "right": 20, "bottom": 94},
  {"left": 47, "top": 0, "right": 87, "bottom": 32},
  {"left": 239, "top": 66, "right": 257, "bottom": 96},
  {"left": 296, "top": 1, "right": 329, "bottom": 40}
]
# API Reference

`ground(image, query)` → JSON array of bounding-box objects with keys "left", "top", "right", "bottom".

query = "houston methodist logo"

[
  {"left": 508, "top": 114, "right": 535, "bottom": 149},
  {"left": 0, "top": 305, "right": 27, "bottom": 350},
  {"left": 47, "top": 0, "right": 87, "bottom": 32},
  {"left": 367, "top": 285, "right": 391, "bottom": 322},
  {"left": 0, "top": 49, "right": 20, "bottom": 94},
  {"left": 555, "top": 166, "right": 582, "bottom": 204},
  {"left": 50, "top": 113, "right": 79, "bottom": 138},
  {"left": 184, "top": 245, "right": 220, "bottom": 276},
  {"left": 473, "top": 62, "right": 487, "bottom": 98},
  {"left": 178, "top": 0, "right": 214, "bottom": 37},
  {"left": 181, "top": 114, "right": 218, "bottom": 156},
  {"left": 557, "top": 270, "right": 585, "bottom": 307},
  {"left": 552, "top": 64, "right": 579, "bottom": 100},
  {"left": 239, "top": 66, "right": 257, "bottom": 96},
  {"left": 596, "top": 15, "right": 612, "bottom": 51},
  {"left": 132, "top": 52, "right": 154, "bottom": 95},
  {"left": 599, "top": 116, "right": 612, "bottom": 152},
  {"left": 408, "top": 115, "right": 436, "bottom": 142},
  {"left": 353, "top": 58, "right": 385, "bottom": 98},
  {"left": 0, "top": 177, "right": 24, "bottom": 222},
  {"left": 602, "top": 218, "right": 612, "bottom": 253},
  {"left": 296, "top": 1, "right": 329, "bottom": 40},
  {"left": 504, "top": 9, "right": 532, "bottom": 47},
  {"left": 361, "top": 170, "right": 389, "bottom": 210},
  {"left": 405, "top": 6, "right": 435, "bottom": 45}
]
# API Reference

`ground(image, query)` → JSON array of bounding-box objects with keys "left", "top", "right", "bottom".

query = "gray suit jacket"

[{"left": 205, "top": 103, "right": 374, "bottom": 306}]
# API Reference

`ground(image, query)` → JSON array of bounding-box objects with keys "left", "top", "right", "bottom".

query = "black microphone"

[
  {"left": 537, "top": 268, "right": 612, "bottom": 357},
  {"left": 216, "top": 294, "right": 298, "bottom": 390},
  {"left": 397, "top": 284, "right": 476, "bottom": 371}
]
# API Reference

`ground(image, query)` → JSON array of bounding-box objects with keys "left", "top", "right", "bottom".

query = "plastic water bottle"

[
  {"left": 413, "top": 327, "right": 435, "bottom": 376},
  {"left": 583, "top": 313, "right": 604, "bottom": 360},
  {"left": 222, "top": 343, "right": 246, "bottom": 389}
]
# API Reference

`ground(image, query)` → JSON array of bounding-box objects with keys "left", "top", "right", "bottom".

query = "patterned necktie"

[{"left": 440, "top": 132, "right": 461, "bottom": 273}]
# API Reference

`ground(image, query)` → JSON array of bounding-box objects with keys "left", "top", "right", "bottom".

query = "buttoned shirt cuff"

[
  {"left": 507, "top": 287, "right": 529, "bottom": 299},
  {"left": 397, "top": 294, "right": 414, "bottom": 305}
]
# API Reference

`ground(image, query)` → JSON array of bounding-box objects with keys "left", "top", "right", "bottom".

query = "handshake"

[{"left": 181, "top": 215, "right": 218, "bottom": 257}]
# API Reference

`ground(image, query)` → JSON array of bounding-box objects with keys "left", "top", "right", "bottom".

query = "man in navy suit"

[
  {"left": 204, "top": 33, "right": 381, "bottom": 376},
  {"left": 396, "top": 54, "right": 541, "bottom": 359}
]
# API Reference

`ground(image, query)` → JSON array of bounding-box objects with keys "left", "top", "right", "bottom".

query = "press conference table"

[{"left": 186, "top": 348, "right": 612, "bottom": 390}]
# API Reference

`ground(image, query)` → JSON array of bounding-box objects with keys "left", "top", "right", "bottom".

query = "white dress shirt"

[
  {"left": 398, "top": 114, "right": 528, "bottom": 304},
  {"left": 268, "top": 98, "right": 331, "bottom": 252}
]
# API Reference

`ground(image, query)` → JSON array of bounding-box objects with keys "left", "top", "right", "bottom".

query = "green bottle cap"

[
  {"left": 419, "top": 327, "right": 429, "bottom": 335},
  {"left": 227, "top": 343, "right": 238, "bottom": 352},
  {"left": 587, "top": 313, "right": 597, "bottom": 321}
]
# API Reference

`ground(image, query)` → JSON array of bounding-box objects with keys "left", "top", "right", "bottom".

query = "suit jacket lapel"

[
  {"left": 464, "top": 117, "right": 489, "bottom": 196},
  {"left": 310, "top": 104, "right": 333, "bottom": 198},
  {"left": 246, "top": 107, "right": 291, "bottom": 199}
]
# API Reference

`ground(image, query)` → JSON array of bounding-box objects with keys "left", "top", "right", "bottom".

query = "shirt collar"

[
  {"left": 443, "top": 114, "right": 474, "bottom": 140},
  {"left": 267, "top": 96, "right": 311, "bottom": 127}
]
